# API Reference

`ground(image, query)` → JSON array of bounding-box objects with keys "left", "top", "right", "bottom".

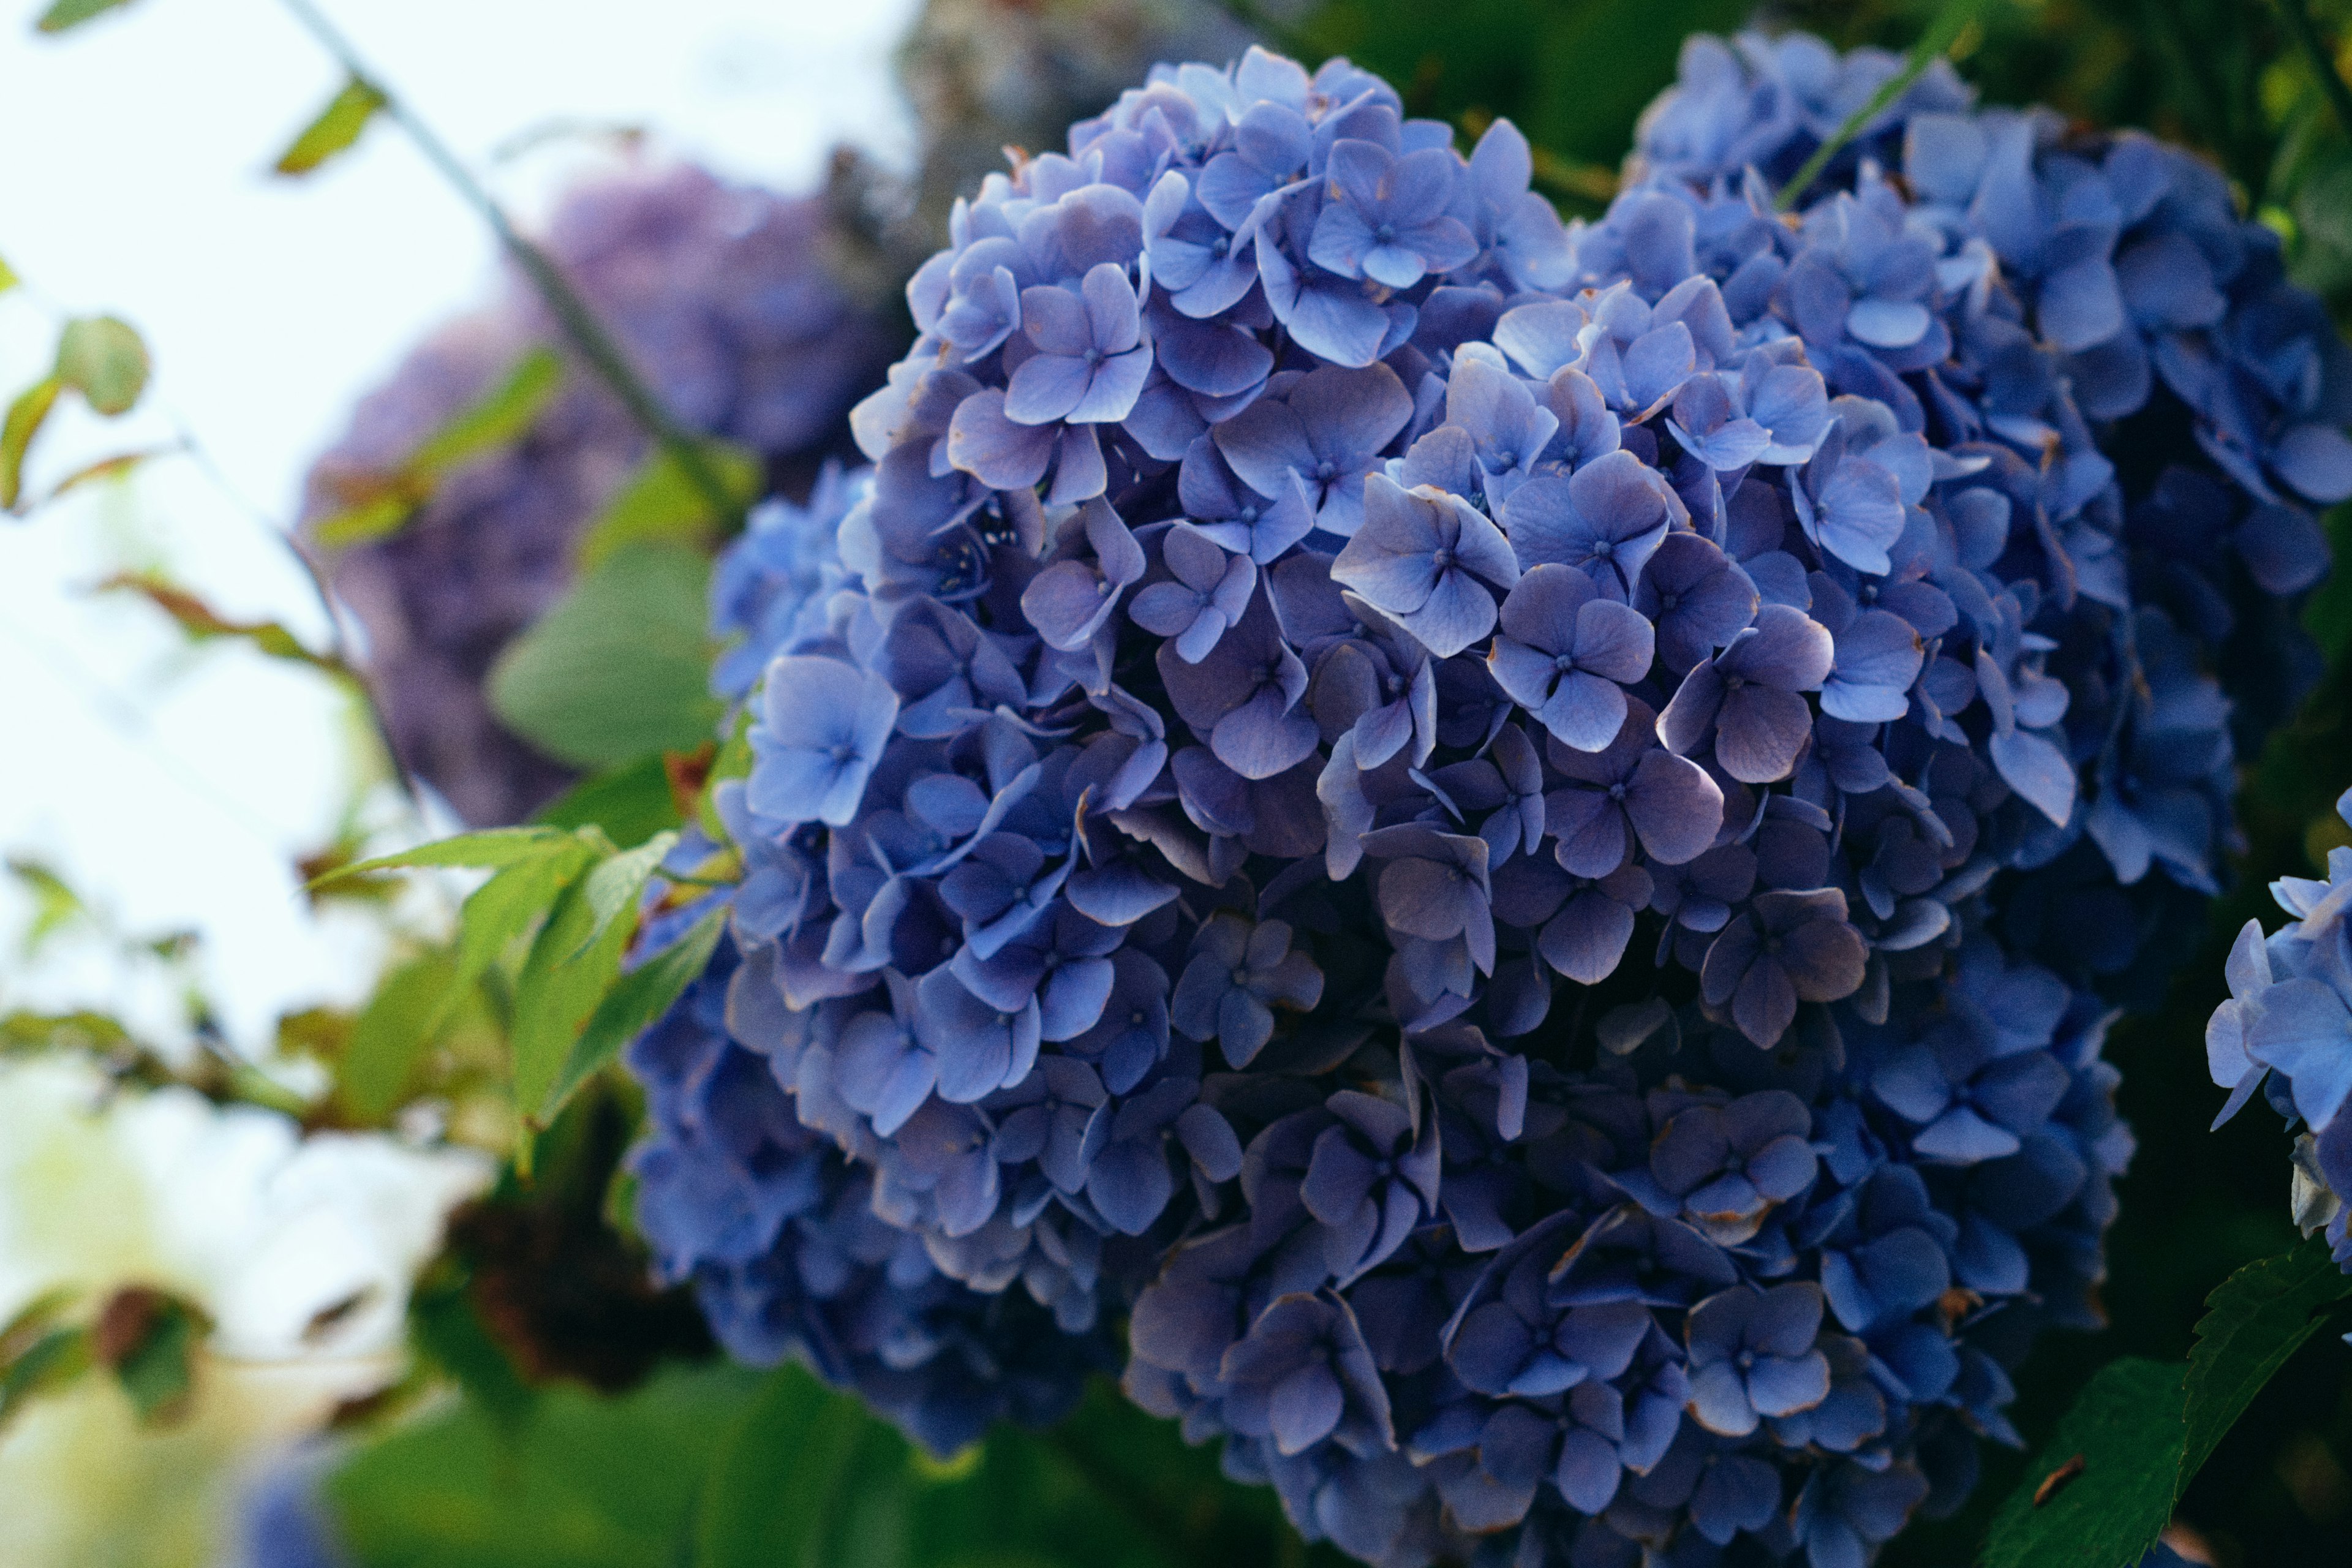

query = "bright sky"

[{"left": 0, "top": 0, "right": 922, "bottom": 1046}]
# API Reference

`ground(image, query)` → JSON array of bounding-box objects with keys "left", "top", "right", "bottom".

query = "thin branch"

[
  {"left": 271, "top": 0, "right": 741, "bottom": 529},
  {"left": 1777, "top": 0, "right": 1985, "bottom": 211},
  {"left": 2278, "top": 0, "right": 2352, "bottom": 142}
]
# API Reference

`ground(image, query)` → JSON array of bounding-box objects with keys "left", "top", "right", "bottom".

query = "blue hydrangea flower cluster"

[
  {"left": 304, "top": 162, "right": 901, "bottom": 826},
  {"left": 624, "top": 37, "right": 2342, "bottom": 1567},
  {"left": 2207, "top": 787, "right": 2352, "bottom": 1269}
]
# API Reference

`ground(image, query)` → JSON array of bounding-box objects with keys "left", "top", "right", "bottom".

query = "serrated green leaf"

[
  {"left": 2, "top": 376, "right": 61, "bottom": 511},
  {"left": 34, "top": 0, "right": 138, "bottom": 32},
  {"left": 487, "top": 544, "right": 723, "bottom": 771},
  {"left": 55, "top": 315, "right": 149, "bottom": 416},
  {"left": 510, "top": 872, "right": 639, "bottom": 1122},
  {"left": 2180, "top": 1235, "right": 2352, "bottom": 1482},
  {"left": 1980, "top": 1357, "right": 2184, "bottom": 1568},
  {"left": 573, "top": 831, "right": 678, "bottom": 959},
  {"left": 343, "top": 949, "right": 459, "bottom": 1119},
  {"left": 273, "top": 74, "right": 388, "bottom": 175},
  {"left": 310, "top": 826, "right": 586, "bottom": 888},
  {"left": 533, "top": 753, "right": 686, "bottom": 847},
  {"left": 311, "top": 347, "right": 565, "bottom": 546},
  {"left": 578, "top": 440, "right": 762, "bottom": 571},
  {"left": 541, "top": 903, "right": 723, "bottom": 1121}
]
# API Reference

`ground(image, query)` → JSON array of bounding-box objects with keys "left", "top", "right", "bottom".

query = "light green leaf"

[
  {"left": 487, "top": 544, "right": 723, "bottom": 770},
  {"left": 0, "top": 253, "right": 17, "bottom": 294},
  {"left": 311, "top": 826, "right": 590, "bottom": 888},
  {"left": 578, "top": 440, "right": 763, "bottom": 571},
  {"left": 2, "top": 377, "right": 61, "bottom": 511},
  {"left": 34, "top": 0, "right": 138, "bottom": 32},
  {"left": 509, "top": 872, "right": 638, "bottom": 1121},
  {"left": 55, "top": 315, "right": 149, "bottom": 416},
  {"left": 2180, "top": 1235, "right": 2352, "bottom": 1482},
  {"left": 342, "top": 949, "right": 459, "bottom": 1119},
  {"left": 1980, "top": 1357, "right": 2184, "bottom": 1568},
  {"left": 273, "top": 75, "right": 388, "bottom": 175},
  {"left": 311, "top": 347, "right": 565, "bottom": 546},
  {"left": 445, "top": 842, "right": 597, "bottom": 1005},
  {"left": 541, "top": 903, "right": 723, "bottom": 1121},
  {"left": 5, "top": 858, "right": 88, "bottom": 956},
  {"left": 574, "top": 831, "right": 678, "bottom": 959}
]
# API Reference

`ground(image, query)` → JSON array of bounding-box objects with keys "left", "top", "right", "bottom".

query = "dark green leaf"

[
  {"left": 532, "top": 753, "right": 685, "bottom": 847},
  {"left": 487, "top": 544, "right": 723, "bottom": 771},
  {"left": 408, "top": 1275, "right": 536, "bottom": 1434},
  {"left": 2180, "top": 1235, "right": 2352, "bottom": 1481},
  {"left": 542, "top": 903, "right": 725, "bottom": 1121},
  {"left": 579, "top": 440, "right": 763, "bottom": 571},
  {"left": 343, "top": 949, "right": 459, "bottom": 1119},
  {"left": 1980, "top": 1357, "right": 2184, "bottom": 1568},
  {"left": 97, "top": 1288, "right": 203, "bottom": 1425},
  {"left": 33, "top": 0, "right": 138, "bottom": 33},
  {"left": 509, "top": 871, "right": 639, "bottom": 1122},
  {"left": 0, "top": 1325, "right": 89, "bottom": 1429},
  {"left": 55, "top": 315, "right": 149, "bottom": 415},
  {"left": 2, "top": 376, "right": 61, "bottom": 511},
  {"left": 273, "top": 74, "right": 388, "bottom": 175},
  {"left": 694, "top": 1363, "right": 894, "bottom": 1568},
  {"left": 326, "top": 1361, "right": 763, "bottom": 1568}
]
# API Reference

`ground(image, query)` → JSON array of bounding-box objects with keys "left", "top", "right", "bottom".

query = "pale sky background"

[{"left": 0, "top": 0, "right": 924, "bottom": 1047}]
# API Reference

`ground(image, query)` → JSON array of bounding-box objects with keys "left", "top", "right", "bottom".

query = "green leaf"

[
  {"left": 408, "top": 1275, "right": 536, "bottom": 1434},
  {"left": 343, "top": 949, "right": 459, "bottom": 1119},
  {"left": 694, "top": 1362, "right": 895, "bottom": 1568},
  {"left": 55, "top": 315, "right": 149, "bottom": 416},
  {"left": 312, "top": 826, "right": 590, "bottom": 887},
  {"left": 97, "top": 573, "right": 352, "bottom": 679},
  {"left": 33, "top": 0, "right": 138, "bottom": 32},
  {"left": 0, "top": 1325, "right": 90, "bottom": 1430},
  {"left": 0, "top": 252, "right": 17, "bottom": 293},
  {"left": 5, "top": 857, "right": 88, "bottom": 956},
  {"left": 311, "top": 347, "right": 565, "bottom": 546},
  {"left": 2180, "top": 1234, "right": 2352, "bottom": 1482},
  {"left": 578, "top": 440, "right": 763, "bottom": 571},
  {"left": 487, "top": 544, "right": 724, "bottom": 771},
  {"left": 273, "top": 74, "right": 388, "bottom": 175},
  {"left": 575, "top": 831, "right": 678, "bottom": 958},
  {"left": 445, "top": 841, "right": 597, "bottom": 1001},
  {"left": 541, "top": 903, "right": 724, "bottom": 1120},
  {"left": 1980, "top": 1357, "right": 2185, "bottom": 1568},
  {"left": 98, "top": 1288, "right": 203, "bottom": 1425},
  {"left": 532, "top": 753, "right": 685, "bottom": 847},
  {"left": 2, "top": 377, "right": 61, "bottom": 511},
  {"left": 509, "top": 870, "right": 639, "bottom": 1122},
  {"left": 326, "top": 1361, "right": 763, "bottom": 1568}
]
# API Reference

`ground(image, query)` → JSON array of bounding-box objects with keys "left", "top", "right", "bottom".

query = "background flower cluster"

[{"left": 621, "top": 29, "right": 2346, "bottom": 1568}]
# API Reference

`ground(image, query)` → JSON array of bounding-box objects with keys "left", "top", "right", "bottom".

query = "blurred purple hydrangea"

[
  {"left": 303, "top": 162, "right": 903, "bottom": 826},
  {"left": 622, "top": 31, "right": 2340, "bottom": 1568}
]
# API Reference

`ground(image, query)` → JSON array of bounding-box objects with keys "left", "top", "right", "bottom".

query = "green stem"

[
  {"left": 1776, "top": 0, "right": 1985, "bottom": 211},
  {"left": 272, "top": 0, "right": 739, "bottom": 527},
  {"left": 2278, "top": 0, "right": 2352, "bottom": 141}
]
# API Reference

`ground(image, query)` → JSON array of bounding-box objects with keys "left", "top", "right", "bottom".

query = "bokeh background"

[{"left": 2, "top": 1, "right": 2349, "bottom": 1564}]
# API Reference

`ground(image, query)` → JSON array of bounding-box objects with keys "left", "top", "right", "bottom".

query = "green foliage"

[
  {"left": 508, "top": 872, "right": 641, "bottom": 1129},
  {"left": 544, "top": 903, "right": 723, "bottom": 1117},
  {"left": 54, "top": 315, "right": 149, "bottom": 415},
  {"left": 97, "top": 571, "right": 355, "bottom": 680},
  {"left": 0, "top": 1291, "right": 91, "bottom": 1433},
  {"left": 310, "top": 346, "right": 565, "bottom": 545},
  {"left": 32, "top": 0, "right": 139, "bottom": 32},
  {"left": 1, "top": 376, "right": 61, "bottom": 511},
  {"left": 5, "top": 856, "right": 89, "bottom": 956},
  {"left": 578, "top": 440, "right": 763, "bottom": 571},
  {"left": 344, "top": 949, "right": 461, "bottom": 1119},
  {"left": 532, "top": 753, "right": 686, "bottom": 848},
  {"left": 273, "top": 74, "right": 389, "bottom": 175},
  {"left": 0, "top": 251, "right": 18, "bottom": 293},
  {"left": 1982, "top": 1239, "right": 2352, "bottom": 1566},
  {"left": 94, "top": 1287, "right": 206, "bottom": 1425},
  {"left": 486, "top": 543, "right": 723, "bottom": 771}
]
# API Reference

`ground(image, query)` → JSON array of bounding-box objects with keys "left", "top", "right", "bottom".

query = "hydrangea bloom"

[
  {"left": 304, "top": 162, "right": 901, "bottom": 825},
  {"left": 627, "top": 35, "right": 2341, "bottom": 1567},
  {"left": 2206, "top": 787, "right": 2352, "bottom": 1268}
]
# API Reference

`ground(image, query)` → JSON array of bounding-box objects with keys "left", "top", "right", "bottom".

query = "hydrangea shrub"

[
  {"left": 303, "top": 163, "right": 902, "bottom": 826},
  {"left": 627, "top": 33, "right": 2345, "bottom": 1567}
]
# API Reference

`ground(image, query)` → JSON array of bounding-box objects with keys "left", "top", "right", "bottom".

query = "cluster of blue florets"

[
  {"left": 2207, "top": 786, "right": 2352, "bottom": 1270},
  {"left": 305, "top": 162, "right": 899, "bottom": 825},
  {"left": 623, "top": 34, "right": 2345, "bottom": 1567}
]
